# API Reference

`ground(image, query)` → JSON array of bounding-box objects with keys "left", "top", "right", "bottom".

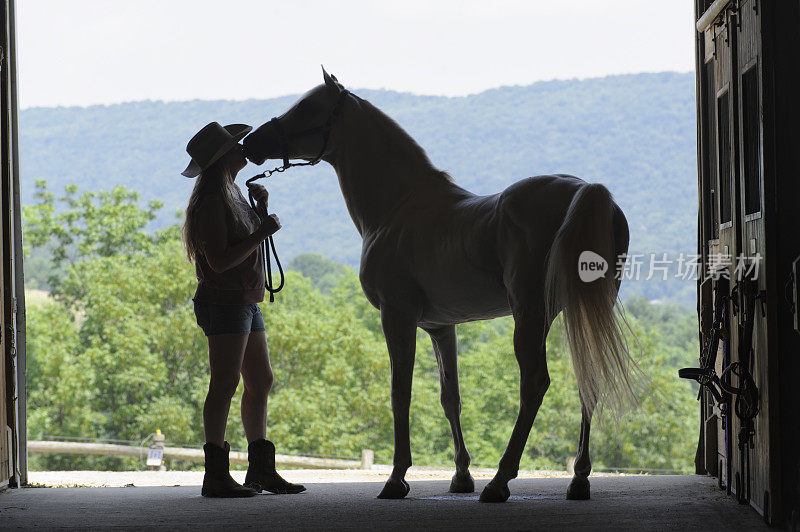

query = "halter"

[{"left": 245, "top": 89, "right": 351, "bottom": 302}]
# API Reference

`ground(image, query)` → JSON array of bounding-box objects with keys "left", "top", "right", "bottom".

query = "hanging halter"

[{"left": 245, "top": 89, "right": 350, "bottom": 302}]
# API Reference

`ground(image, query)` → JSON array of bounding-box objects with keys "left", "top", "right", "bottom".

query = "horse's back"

[
  {"left": 497, "top": 174, "right": 586, "bottom": 236},
  {"left": 359, "top": 174, "right": 619, "bottom": 326}
]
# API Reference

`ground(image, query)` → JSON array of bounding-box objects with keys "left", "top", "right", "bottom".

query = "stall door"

[
  {"left": 733, "top": 0, "right": 775, "bottom": 519},
  {"left": 703, "top": 6, "right": 742, "bottom": 495},
  {"left": 698, "top": 25, "right": 720, "bottom": 481}
]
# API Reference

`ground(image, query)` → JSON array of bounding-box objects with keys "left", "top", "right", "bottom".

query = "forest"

[
  {"left": 20, "top": 71, "right": 698, "bottom": 304},
  {"left": 23, "top": 181, "right": 700, "bottom": 473}
]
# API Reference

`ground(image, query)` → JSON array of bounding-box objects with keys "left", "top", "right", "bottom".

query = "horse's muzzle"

[{"left": 242, "top": 123, "right": 278, "bottom": 166}]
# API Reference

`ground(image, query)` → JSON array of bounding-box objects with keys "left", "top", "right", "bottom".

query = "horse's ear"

[{"left": 322, "top": 65, "right": 343, "bottom": 98}]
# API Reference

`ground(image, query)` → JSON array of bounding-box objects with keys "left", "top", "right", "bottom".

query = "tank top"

[{"left": 192, "top": 190, "right": 266, "bottom": 305}]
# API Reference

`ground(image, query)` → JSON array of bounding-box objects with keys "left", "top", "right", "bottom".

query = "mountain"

[{"left": 20, "top": 72, "right": 698, "bottom": 304}]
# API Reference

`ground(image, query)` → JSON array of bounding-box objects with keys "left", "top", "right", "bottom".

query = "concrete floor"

[
  {"left": 1, "top": 475, "right": 767, "bottom": 530},
  {"left": 24, "top": 467, "right": 576, "bottom": 487}
]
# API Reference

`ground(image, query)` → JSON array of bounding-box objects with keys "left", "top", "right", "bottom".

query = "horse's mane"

[{"left": 357, "top": 96, "right": 454, "bottom": 184}]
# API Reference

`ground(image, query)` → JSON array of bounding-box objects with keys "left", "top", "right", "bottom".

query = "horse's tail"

[{"left": 544, "top": 183, "right": 641, "bottom": 412}]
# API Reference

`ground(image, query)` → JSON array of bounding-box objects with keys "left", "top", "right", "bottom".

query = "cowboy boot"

[
  {"left": 201, "top": 441, "right": 257, "bottom": 498},
  {"left": 244, "top": 439, "right": 306, "bottom": 494}
]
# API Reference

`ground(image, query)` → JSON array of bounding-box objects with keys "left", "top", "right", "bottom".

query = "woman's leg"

[
  {"left": 204, "top": 333, "right": 249, "bottom": 447},
  {"left": 239, "top": 330, "right": 274, "bottom": 442},
  {"left": 240, "top": 331, "right": 305, "bottom": 494}
]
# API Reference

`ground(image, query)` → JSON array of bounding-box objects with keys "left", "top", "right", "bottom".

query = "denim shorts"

[{"left": 193, "top": 300, "right": 266, "bottom": 337}]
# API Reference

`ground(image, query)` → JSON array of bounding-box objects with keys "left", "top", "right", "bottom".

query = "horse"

[{"left": 242, "top": 68, "right": 639, "bottom": 503}]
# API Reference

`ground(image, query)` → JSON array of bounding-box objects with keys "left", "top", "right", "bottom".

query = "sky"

[{"left": 16, "top": 0, "right": 695, "bottom": 109}]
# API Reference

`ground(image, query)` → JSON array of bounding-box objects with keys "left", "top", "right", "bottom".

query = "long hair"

[
  {"left": 182, "top": 155, "right": 256, "bottom": 263},
  {"left": 544, "top": 183, "right": 642, "bottom": 413}
]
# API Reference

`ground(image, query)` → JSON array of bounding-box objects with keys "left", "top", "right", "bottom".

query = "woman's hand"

[
  {"left": 257, "top": 214, "right": 281, "bottom": 239},
  {"left": 248, "top": 183, "right": 269, "bottom": 214}
]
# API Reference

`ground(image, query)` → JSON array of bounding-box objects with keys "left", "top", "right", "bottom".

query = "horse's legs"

[
  {"left": 376, "top": 308, "right": 417, "bottom": 499},
  {"left": 480, "top": 306, "right": 549, "bottom": 503},
  {"left": 426, "top": 325, "right": 474, "bottom": 493},
  {"left": 563, "top": 208, "right": 623, "bottom": 501},
  {"left": 567, "top": 398, "right": 594, "bottom": 500}
]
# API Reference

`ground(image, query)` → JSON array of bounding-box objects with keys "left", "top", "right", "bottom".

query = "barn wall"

[
  {"left": 764, "top": 0, "right": 800, "bottom": 522},
  {"left": 693, "top": 0, "right": 800, "bottom": 524}
]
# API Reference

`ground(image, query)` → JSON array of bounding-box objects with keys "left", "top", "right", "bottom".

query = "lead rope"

[
  {"left": 246, "top": 183, "right": 284, "bottom": 303},
  {"left": 242, "top": 89, "right": 351, "bottom": 302}
]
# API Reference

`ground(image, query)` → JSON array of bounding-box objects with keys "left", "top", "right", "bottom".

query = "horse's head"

[{"left": 243, "top": 67, "right": 347, "bottom": 166}]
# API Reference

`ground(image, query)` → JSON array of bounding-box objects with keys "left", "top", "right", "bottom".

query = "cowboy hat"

[{"left": 181, "top": 122, "right": 253, "bottom": 178}]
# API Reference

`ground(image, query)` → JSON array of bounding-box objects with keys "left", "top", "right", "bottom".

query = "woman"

[{"left": 181, "top": 122, "right": 305, "bottom": 498}]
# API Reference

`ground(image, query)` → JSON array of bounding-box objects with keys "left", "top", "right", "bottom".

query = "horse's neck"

[{"left": 328, "top": 98, "right": 447, "bottom": 236}]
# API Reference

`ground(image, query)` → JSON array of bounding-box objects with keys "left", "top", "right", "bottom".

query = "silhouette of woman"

[{"left": 181, "top": 122, "right": 305, "bottom": 498}]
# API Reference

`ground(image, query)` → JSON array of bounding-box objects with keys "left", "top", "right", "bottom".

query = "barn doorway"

[{"left": 3, "top": 0, "right": 800, "bottom": 528}]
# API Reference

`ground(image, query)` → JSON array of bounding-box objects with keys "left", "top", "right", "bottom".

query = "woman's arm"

[{"left": 196, "top": 195, "right": 280, "bottom": 273}]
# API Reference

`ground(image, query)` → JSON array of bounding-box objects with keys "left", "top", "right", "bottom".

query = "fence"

[
  {"left": 27, "top": 440, "right": 375, "bottom": 470},
  {"left": 29, "top": 437, "right": 687, "bottom": 475}
]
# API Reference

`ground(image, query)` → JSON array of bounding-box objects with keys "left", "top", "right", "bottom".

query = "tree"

[
  {"left": 23, "top": 180, "right": 162, "bottom": 290},
  {"left": 24, "top": 181, "right": 700, "bottom": 472},
  {"left": 288, "top": 252, "right": 351, "bottom": 293}
]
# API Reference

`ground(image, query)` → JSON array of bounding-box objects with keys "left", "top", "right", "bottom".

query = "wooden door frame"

[{"left": 0, "top": 0, "right": 24, "bottom": 490}]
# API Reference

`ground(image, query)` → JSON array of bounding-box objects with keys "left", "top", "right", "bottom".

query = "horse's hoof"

[
  {"left": 377, "top": 477, "right": 410, "bottom": 499},
  {"left": 449, "top": 471, "right": 475, "bottom": 493},
  {"left": 566, "top": 477, "right": 590, "bottom": 500},
  {"left": 479, "top": 480, "right": 510, "bottom": 503}
]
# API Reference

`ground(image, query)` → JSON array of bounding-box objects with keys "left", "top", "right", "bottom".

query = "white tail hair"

[{"left": 544, "top": 183, "right": 642, "bottom": 412}]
